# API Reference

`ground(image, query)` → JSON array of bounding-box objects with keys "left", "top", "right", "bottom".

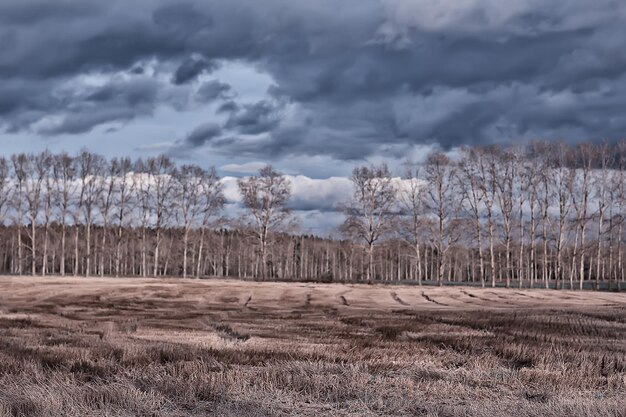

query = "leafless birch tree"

[
  {"left": 398, "top": 163, "right": 426, "bottom": 284},
  {"left": 423, "top": 152, "right": 459, "bottom": 284},
  {"left": 238, "top": 165, "right": 292, "bottom": 280},
  {"left": 342, "top": 163, "right": 397, "bottom": 281},
  {"left": 52, "top": 153, "right": 76, "bottom": 276}
]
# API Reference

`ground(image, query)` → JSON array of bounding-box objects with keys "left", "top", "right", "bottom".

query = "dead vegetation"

[{"left": 0, "top": 276, "right": 625, "bottom": 416}]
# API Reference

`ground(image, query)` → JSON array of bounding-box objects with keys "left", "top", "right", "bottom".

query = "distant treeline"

[{"left": 0, "top": 140, "right": 624, "bottom": 289}]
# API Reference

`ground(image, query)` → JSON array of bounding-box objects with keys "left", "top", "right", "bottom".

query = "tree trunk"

[
  {"left": 570, "top": 228, "right": 579, "bottom": 290},
  {"left": 579, "top": 225, "right": 586, "bottom": 290},
  {"left": 182, "top": 228, "right": 189, "bottom": 278},
  {"left": 542, "top": 220, "right": 549, "bottom": 289},
  {"left": 476, "top": 224, "right": 485, "bottom": 287},
  {"left": 17, "top": 225, "right": 22, "bottom": 275},
  {"left": 141, "top": 227, "right": 147, "bottom": 278},
  {"left": 100, "top": 227, "right": 107, "bottom": 277},
  {"left": 368, "top": 242, "right": 374, "bottom": 282},
  {"left": 115, "top": 227, "right": 122, "bottom": 278},
  {"left": 196, "top": 228, "right": 205, "bottom": 278},
  {"left": 154, "top": 228, "right": 161, "bottom": 277},
  {"left": 529, "top": 209, "right": 536, "bottom": 288},
  {"left": 30, "top": 221, "right": 36, "bottom": 275},
  {"left": 60, "top": 223, "right": 66, "bottom": 276},
  {"left": 85, "top": 223, "right": 91, "bottom": 277},
  {"left": 74, "top": 227, "right": 79, "bottom": 276},
  {"left": 260, "top": 229, "right": 268, "bottom": 281},
  {"left": 416, "top": 243, "right": 422, "bottom": 285},
  {"left": 489, "top": 220, "right": 496, "bottom": 288},
  {"left": 596, "top": 210, "right": 604, "bottom": 290},
  {"left": 42, "top": 223, "right": 49, "bottom": 276}
]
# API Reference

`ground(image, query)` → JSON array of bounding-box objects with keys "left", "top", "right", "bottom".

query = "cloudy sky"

[{"left": 1, "top": 0, "right": 624, "bottom": 230}]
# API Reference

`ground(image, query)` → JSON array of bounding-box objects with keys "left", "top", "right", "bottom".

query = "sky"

[{"left": 1, "top": 0, "right": 625, "bottom": 231}]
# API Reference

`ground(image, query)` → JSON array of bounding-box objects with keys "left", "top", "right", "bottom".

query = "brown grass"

[{"left": 0, "top": 276, "right": 625, "bottom": 416}]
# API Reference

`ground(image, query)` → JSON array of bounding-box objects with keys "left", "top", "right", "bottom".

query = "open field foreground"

[{"left": 0, "top": 277, "right": 625, "bottom": 416}]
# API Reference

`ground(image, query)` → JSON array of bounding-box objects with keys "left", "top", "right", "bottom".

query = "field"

[{"left": 0, "top": 277, "right": 625, "bottom": 416}]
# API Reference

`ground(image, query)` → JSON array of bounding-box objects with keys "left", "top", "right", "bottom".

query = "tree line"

[
  {"left": 342, "top": 140, "right": 626, "bottom": 289},
  {"left": 0, "top": 140, "right": 624, "bottom": 289}
]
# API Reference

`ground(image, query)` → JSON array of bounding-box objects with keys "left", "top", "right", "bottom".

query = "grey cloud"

[
  {"left": 0, "top": 1, "right": 99, "bottom": 25},
  {"left": 1, "top": 0, "right": 626, "bottom": 160},
  {"left": 85, "top": 78, "right": 158, "bottom": 106},
  {"left": 0, "top": 79, "right": 60, "bottom": 133},
  {"left": 224, "top": 100, "right": 281, "bottom": 135},
  {"left": 39, "top": 108, "right": 135, "bottom": 135},
  {"left": 129, "top": 65, "right": 145, "bottom": 75},
  {"left": 217, "top": 100, "right": 239, "bottom": 114},
  {"left": 36, "top": 77, "right": 160, "bottom": 135},
  {"left": 172, "top": 56, "right": 219, "bottom": 84},
  {"left": 152, "top": 2, "right": 214, "bottom": 34},
  {"left": 195, "top": 80, "right": 232, "bottom": 103},
  {"left": 184, "top": 123, "right": 223, "bottom": 147}
]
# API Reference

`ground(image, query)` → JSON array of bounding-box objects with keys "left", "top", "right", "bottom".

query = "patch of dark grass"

[{"left": 214, "top": 324, "right": 250, "bottom": 342}]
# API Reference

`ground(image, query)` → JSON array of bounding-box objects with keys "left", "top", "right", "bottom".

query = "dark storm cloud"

[
  {"left": 224, "top": 100, "right": 281, "bottom": 135},
  {"left": 85, "top": 79, "right": 158, "bottom": 106},
  {"left": 0, "top": 1, "right": 99, "bottom": 25},
  {"left": 2, "top": 0, "right": 626, "bottom": 159},
  {"left": 39, "top": 108, "right": 137, "bottom": 136},
  {"left": 172, "top": 56, "right": 219, "bottom": 85},
  {"left": 217, "top": 101, "right": 239, "bottom": 114},
  {"left": 39, "top": 78, "right": 160, "bottom": 135},
  {"left": 195, "top": 80, "right": 233, "bottom": 103},
  {"left": 184, "top": 123, "right": 223, "bottom": 147}
]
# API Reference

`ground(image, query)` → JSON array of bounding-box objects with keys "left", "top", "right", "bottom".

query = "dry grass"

[{"left": 0, "top": 276, "right": 625, "bottom": 416}]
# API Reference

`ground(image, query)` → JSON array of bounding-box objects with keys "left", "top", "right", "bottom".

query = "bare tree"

[
  {"left": 10, "top": 154, "right": 29, "bottom": 275},
  {"left": 196, "top": 167, "right": 225, "bottom": 278},
  {"left": 21, "top": 153, "right": 48, "bottom": 275},
  {"left": 570, "top": 143, "right": 594, "bottom": 289},
  {"left": 112, "top": 157, "right": 135, "bottom": 277},
  {"left": 531, "top": 142, "right": 555, "bottom": 288},
  {"left": 457, "top": 147, "right": 487, "bottom": 286},
  {"left": 97, "top": 160, "right": 117, "bottom": 277},
  {"left": 593, "top": 142, "right": 613, "bottom": 289},
  {"left": 0, "top": 158, "right": 11, "bottom": 272},
  {"left": 52, "top": 153, "right": 76, "bottom": 276},
  {"left": 423, "top": 152, "right": 459, "bottom": 284},
  {"left": 522, "top": 143, "right": 545, "bottom": 287},
  {"left": 173, "top": 165, "right": 204, "bottom": 278},
  {"left": 342, "top": 163, "right": 397, "bottom": 282},
  {"left": 398, "top": 163, "right": 426, "bottom": 284},
  {"left": 490, "top": 147, "right": 517, "bottom": 288},
  {"left": 37, "top": 152, "right": 54, "bottom": 276},
  {"left": 474, "top": 148, "right": 500, "bottom": 287},
  {"left": 512, "top": 146, "right": 527, "bottom": 288},
  {"left": 549, "top": 143, "right": 574, "bottom": 288},
  {"left": 149, "top": 156, "right": 176, "bottom": 277},
  {"left": 75, "top": 150, "right": 106, "bottom": 277},
  {"left": 0, "top": 157, "right": 9, "bottom": 229},
  {"left": 616, "top": 140, "right": 626, "bottom": 285},
  {"left": 134, "top": 158, "right": 152, "bottom": 277},
  {"left": 238, "top": 165, "right": 292, "bottom": 280}
]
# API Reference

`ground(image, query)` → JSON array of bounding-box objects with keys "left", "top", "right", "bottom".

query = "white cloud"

[
  {"left": 288, "top": 175, "right": 353, "bottom": 211},
  {"left": 220, "top": 161, "right": 268, "bottom": 174},
  {"left": 220, "top": 174, "right": 353, "bottom": 232}
]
